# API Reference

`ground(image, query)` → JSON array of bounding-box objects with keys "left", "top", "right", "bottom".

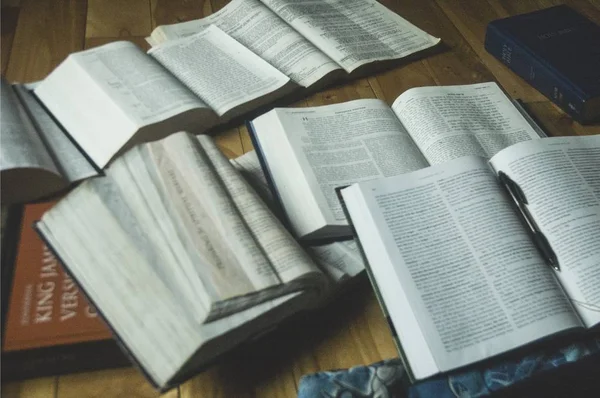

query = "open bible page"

[
  {"left": 490, "top": 136, "right": 600, "bottom": 327},
  {"left": 149, "top": 25, "right": 293, "bottom": 118},
  {"left": 1, "top": 78, "right": 58, "bottom": 174},
  {"left": 392, "top": 82, "right": 541, "bottom": 165},
  {"left": 0, "top": 78, "right": 66, "bottom": 203},
  {"left": 34, "top": 41, "right": 209, "bottom": 168},
  {"left": 252, "top": 99, "right": 428, "bottom": 238},
  {"left": 13, "top": 85, "right": 97, "bottom": 182},
  {"left": 195, "top": 135, "right": 324, "bottom": 286},
  {"left": 147, "top": 0, "right": 340, "bottom": 87},
  {"left": 260, "top": 0, "right": 440, "bottom": 73},
  {"left": 230, "top": 150, "right": 364, "bottom": 282},
  {"left": 342, "top": 156, "right": 581, "bottom": 376}
]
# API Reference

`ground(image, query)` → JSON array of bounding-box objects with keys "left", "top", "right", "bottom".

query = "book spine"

[{"left": 484, "top": 24, "right": 587, "bottom": 122}]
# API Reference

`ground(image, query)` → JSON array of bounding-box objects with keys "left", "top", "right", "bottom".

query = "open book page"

[
  {"left": 13, "top": 84, "right": 97, "bottom": 182},
  {"left": 260, "top": 0, "right": 440, "bottom": 73},
  {"left": 392, "top": 82, "right": 542, "bottom": 165},
  {"left": 1, "top": 78, "right": 59, "bottom": 174},
  {"left": 230, "top": 151, "right": 364, "bottom": 281},
  {"left": 0, "top": 78, "right": 66, "bottom": 203},
  {"left": 149, "top": 25, "right": 293, "bottom": 118},
  {"left": 147, "top": 0, "right": 340, "bottom": 88},
  {"left": 34, "top": 41, "right": 210, "bottom": 168},
  {"left": 342, "top": 156, "right": 581, "bottom": 378},
  {"left": 252, "top": 99, "right": 428, "bottom": 238},
  {"left": 194, "top": 135, "right": 325, "bottom": 287},
  {"left": 490, "top": 136, "right": 600, "bottom": 327}
]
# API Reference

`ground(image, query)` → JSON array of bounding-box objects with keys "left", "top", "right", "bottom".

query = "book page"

[
  {"left": 1, "top": 78, "right": 59, "bottom": 174},
  {"left": 149, "top": 25, "right": 292, "bottom": 117},
  {"left": 342, "top": 156, "right": 581, "bottom": 376},
  {"left": 230, "top": 150, "right": 364, "bottom": 282},
  {"left": 34, "top": 41, "right": 208, "bottom": 168},
  {"left": 392, "top": 82, "right": 542, "bottom": 165},
  {"left": 490, "top": 136, "right": 600, "bottom": 327},
  {"left": 252, "top": 99, "right": 428, "bottom": 237},
  {"left": 147, "top": 0, "right": 340, "bottom": 87},
  {"left": 13, "top": 85, "right": 97, "bottom": 182},
  {"left": 261, "top": 0, "right": 440, "bottom": 72},
  {"left": 195, "top": 136, "right": 325, "bottom": 285}
]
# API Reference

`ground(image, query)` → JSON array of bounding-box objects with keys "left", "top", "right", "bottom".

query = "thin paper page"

[
  {"left": 351, "top": 156, "right": 580, "bottom": 372},
  {"left": 149, "top": 25, "right": 291, "bottom": 116},
  {"left": 34, "top": 42, "right": 205, "bottom": 168},
  {"left": 261, "top": 0, "right": 440, "bottom": 72},
  {"left": 147, "top": 0, "right": 340, "bottom": 87},
  {"left": 0, "top": 78, "right": 59, "bottom": 174},
  {"left": 230, "top": 150, "right": 364, "bottom": 282},
  {"left": 197, "top": 136, "right": 322, "bottom": 283},
  {"left": 154, "top": 133, "right": 283, "bottom": 290},
  {"left": 13, "top": 85, "right": 97, "bottom": 182},
  {"left": 392, "top": 82, "right": 541, "bottom": 165},
  {"left": 263, "top": 99, "right": 428, "bottom": 226},
  {"left": 490, "top": 136, "right": 600, "bottom": 327}
]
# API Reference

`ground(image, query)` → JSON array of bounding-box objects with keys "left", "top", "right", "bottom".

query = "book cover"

[
  {"left": 2, "top": 201, "right": 129, "bottom": 380},
  {"left": 485, "top": 5, "right": 600, "bottom": 123}
]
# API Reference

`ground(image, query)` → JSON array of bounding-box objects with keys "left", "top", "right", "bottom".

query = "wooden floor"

[{"left": 2, "top": 0, "right": 599, "bottom": 397}]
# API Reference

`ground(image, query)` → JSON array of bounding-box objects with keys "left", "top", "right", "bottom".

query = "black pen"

[{"left": 498, "top": 171, "right": 560, "bottom": 271}]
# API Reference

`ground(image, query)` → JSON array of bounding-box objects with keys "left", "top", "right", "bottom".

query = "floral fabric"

[{"left": 297, "top": 337, "right": 600, "bottom": 398}]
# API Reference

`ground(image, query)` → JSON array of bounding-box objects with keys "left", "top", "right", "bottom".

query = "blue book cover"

[{"left": 485, "top": 5, "right": 600, "bottom": 123}]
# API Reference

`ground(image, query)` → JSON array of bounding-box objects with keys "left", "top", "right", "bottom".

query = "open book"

[
  {"left": 340, "top": 135, "right": 600, "bottom": 382},
  {"left": 248, "top": 82, "right": 545, "bottom": 241},
  {"left": 0, "top": 78, "right": 97, "bottom": 204},
  {"left": 35, "top": 132, "right": 364, "bottom": 390},
  {"left": 30, "top": 0, "right": 439, "bottom": 171}
]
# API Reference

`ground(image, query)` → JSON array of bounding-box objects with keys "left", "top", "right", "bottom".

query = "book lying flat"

[
  {"left": 2, "top": 201, "right": 129, "bottom": 380},
  {"left": 485, "top": 5, "right": 600, "bottom": 124},
  {"left": 0, "top": 79, "right": 97, "bottom": 204},
  {"left": 339, "top": 135, "right": 600, "bottom": 382},
  {"left": 35, "top": 132, "right": 365, "bottom": 390},
  {"left": 10, "top": 0, "right": 439, "bottom": 181},
  {"left": 248, "top": 82, "right": 545, "bottom": 241}
]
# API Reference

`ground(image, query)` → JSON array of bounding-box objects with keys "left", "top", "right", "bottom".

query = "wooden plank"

[
  {"left": 86, "top": 0, "right": 152, "bottom": 38},
  {"left": 85, "top": 36, "right": 150, "bottom": 51},
  {"left": 214, "top": 128, "right": 244, "bottom": 159},
  {"left": 55, "top": 368, "right": 177, "bottom": 398},
  {"left": 181, "top": 366, "right": 253, "bottom": 398},
  {"left": 1, "top": 377, "right": 57, "bottom": 398},
  {"left": 1, "top": 6, "right": 20, "bottom": 75},
  {"left": 526, "top": 101, "right": 600, "bottom": 137},
  {"left": 151, "top": 0, "right": 210, "bottom": 29},
  {"left": 4, "top": 0, "right": 87, "bottom": 82},
  {"left": 434, "top": 0, "right": 548, "bottom": 102}
]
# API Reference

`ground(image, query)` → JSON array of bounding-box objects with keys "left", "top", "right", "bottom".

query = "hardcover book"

[
  {"left": 1, "top": 0, "right": 440, "bottom": 205},
  {"left": 485, "top": 5, "right": 600, "bottom": 124},
  {"left": 2, "top": 201, "right": 129, "bottom": 380},
  {"left": 34, "top": 133, "right": 365, "bottom": 390},
  {"left": 339, "top": 135, "right": 600, "bottom": 382},
  {"left": 248, "top": 82, "right": 545, "bottom": 241}
]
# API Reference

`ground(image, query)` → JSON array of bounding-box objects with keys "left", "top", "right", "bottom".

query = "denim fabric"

[{"left": 297, "top": 337, "right": 600, "bottom": 398}]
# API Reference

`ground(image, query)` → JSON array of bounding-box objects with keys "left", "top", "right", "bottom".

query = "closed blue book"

[{"left": 485, "top": 5, "right": 600, "bottom": 124}]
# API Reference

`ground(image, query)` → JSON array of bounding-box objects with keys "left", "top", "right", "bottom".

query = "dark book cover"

[
  {"left": 485, "top": 5, "right": 600, "bottom": 123},
  {"left": 2, "top": 201, "right": 130, "bottom": 381}
]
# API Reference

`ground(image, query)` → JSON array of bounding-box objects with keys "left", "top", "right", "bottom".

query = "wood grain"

[
  {"left": 4, "top": 0, "right": 87, "bottom": 82},
  {"left": 2, "top": 1, "right": 599, "bottom": 397},
  {"left": 86, "top": 0, "right": 151, "bottom": 38}
]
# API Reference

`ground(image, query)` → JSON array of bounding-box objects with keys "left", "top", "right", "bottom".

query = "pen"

[{"left": 498, "top": 171, "right": 560, "bottom": 271}]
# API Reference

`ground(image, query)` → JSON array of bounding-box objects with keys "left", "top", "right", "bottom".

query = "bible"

[
  {"left": 339, "top": 135, "right": 600, "bottom": 382},
  {"left": 248, "top": 81, "right": 545, "bottom": 241},
  {"left": 27, "top": 0, "right": 439, "bottom": 172},
  {"left": 34, "top": 132, "right": 365, "bottom": 390}
]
